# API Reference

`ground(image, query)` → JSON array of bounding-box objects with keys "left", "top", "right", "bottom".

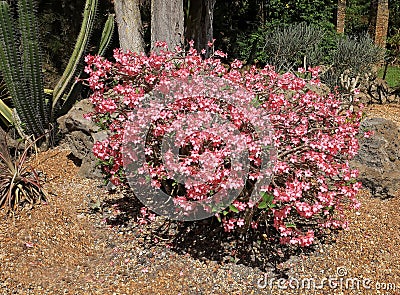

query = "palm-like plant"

[{"left": 0, "top": 136, "right": 47, "bottom": 213}]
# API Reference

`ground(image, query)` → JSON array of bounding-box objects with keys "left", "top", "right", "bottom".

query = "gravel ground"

[
  {"left": 1, "top": 117, "right": 400, "bottom": 294},
  {"left": 365, "top": 103, "right": 400, "bottom": 126}
]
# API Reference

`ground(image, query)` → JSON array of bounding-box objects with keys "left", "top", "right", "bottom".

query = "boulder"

[
  {"left": 351, "top": 118, "right": 400, "bottom": 198},
  {"left": 57, "top": 99, "right": 105, "bottom": 179},
  {"left": 57, "top": 99, "right": 99, "bottom": 134}
]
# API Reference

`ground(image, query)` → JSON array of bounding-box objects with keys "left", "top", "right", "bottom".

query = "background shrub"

[{"left": 322, "top": 33, "right": 385, "bottom": 89}]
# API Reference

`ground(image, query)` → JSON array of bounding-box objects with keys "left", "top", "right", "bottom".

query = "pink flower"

[
  {"left": 85, "top": 41, "right": 363, "bottom": 247},
  {"left": 214, "top": 50, "right": 227, "bottom": 58},
  {"left": 236, "top": 218, "right": 245, "bottom": 227}
]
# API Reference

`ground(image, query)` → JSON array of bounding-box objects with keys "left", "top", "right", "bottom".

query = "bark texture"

[
  {"left": 368, "top": 0, "right": 389, "bottom": 48},
  {"left": 185, "top": 0, "right": 216, "bottom": 56},
  {"left": 114, "top": 0, "right": 145, "bottom": 52},
  {"left": 336, "top": 0, "right": 346, "bottom": 34},
  {"left": 151, "top": 0, "right": 184, "bottom": 50}
]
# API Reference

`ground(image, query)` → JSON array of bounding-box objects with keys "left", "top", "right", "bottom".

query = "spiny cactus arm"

[
  {"left": 64, "top": 13, "right": 115, "bottom": 101},
  {"left": 0, "top": 2, "right": 23, "bottom": 110},
  {"left": 0, "top": 1, "right": 39, "bottom": 136},
  {"left": 98, "top": 13, "right": 115, "bottom": 56},
  {"left": 53, "top": 11, "right": 114, "bottom": 118},
  {"left": 18, "top": 0, "right": 48, "bottom": 134},
  {"left": 51, "top": 0, "right": 98, "bottom": 114}
]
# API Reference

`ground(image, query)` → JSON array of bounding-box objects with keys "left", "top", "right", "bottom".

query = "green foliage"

[
  {"left": 263, "top": 0, "right": 336, "bottom": 27},
  {"left": 237, "top": 22, "right": 384, "bottom": 90},
  {"left": 387, "top": 29, "right": 400, "bottom": 64},
  {"left": 0, "top": 136, "right": 47, "bottom": 214},
  {"left": 344, "top": 0, "right": 370, "bottom": 36},
  {"left": 322, "top": 34, "right": 385, "bottom": 88},
  {"left": 378, "top": 65, "right": 400, "bottom": 88},
  {"left": 237, "top": 23, "right": 338, "bottom": 71},
  {"left": 215, "top": 0, "right": 336, "bottom": 60},
  {"left": 389, "top": 1, "right": 400, "bottom": 38},
  {"left": 262, "top": 23, "right": 327, "bottom": 72}
]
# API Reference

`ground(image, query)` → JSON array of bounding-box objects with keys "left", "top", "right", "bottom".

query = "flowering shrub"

[{"left": 84, "top": 41, "right": 362, "bottom": 247}]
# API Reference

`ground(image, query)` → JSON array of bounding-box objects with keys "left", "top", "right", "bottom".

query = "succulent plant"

[
  {"left": 0, "top": 136, "right": 47, "bottom": 214},
  {"left": 0, "top": 0, "right": 115, "bottom": 138}
]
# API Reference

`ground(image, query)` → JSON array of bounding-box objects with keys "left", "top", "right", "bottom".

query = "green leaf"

[
  {"left": 251, "top": 96, "right": 261, "bottom": 107},
  {"left": 229, "top": 204, "right": 239, "bottom": 213},
  {"left": 258, "top": 201, "right": 267, "bottom": 209},
  {"left": 285, "top": 223, "right": 296, "bottom": 228},
  {"left": 261, "top": 192, "right": 274, "bottom": 204},
  {"left": 0, "top": 99, "right": 12, "bottom": 124}
]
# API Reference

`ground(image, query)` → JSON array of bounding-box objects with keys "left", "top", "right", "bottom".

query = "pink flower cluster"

[{"left": 84, "top": 42, "right": 363, "bottom": 247}]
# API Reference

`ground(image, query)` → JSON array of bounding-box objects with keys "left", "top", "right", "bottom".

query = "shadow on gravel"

[{"left": 101, "top": 190, "right": 337, "bottom": 276}]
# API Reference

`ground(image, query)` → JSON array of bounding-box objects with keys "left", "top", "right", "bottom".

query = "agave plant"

[{"left": 0, "top": 136, "right": 47, "bottom": 213}]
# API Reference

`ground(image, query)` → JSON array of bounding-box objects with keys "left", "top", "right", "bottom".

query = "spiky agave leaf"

[
  {"left": 0, "top": 98, "right": 12, "bottom": 125},
  {"left": 0, "top": 74, "right": 13, "bottom": 125},
  {"left": 0, "top": 137, "right": 47, "bottom": 214}
]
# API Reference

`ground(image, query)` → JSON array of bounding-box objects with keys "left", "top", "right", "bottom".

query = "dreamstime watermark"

[
  {"left": 122, "top": 75, "right": 276, "bottom": 221},
  {"left": 257, "top": 267, "right": 397, "bottom": 292}
]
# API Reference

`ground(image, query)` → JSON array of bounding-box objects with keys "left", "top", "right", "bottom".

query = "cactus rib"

[
  {"left": 51, "top": 0, "right": 98, "bottom": 115},
  {"left": 98, "top": 13, "right": 115, "bottom": 56}
]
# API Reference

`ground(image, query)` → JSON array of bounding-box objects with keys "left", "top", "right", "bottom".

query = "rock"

[
  {"left": 65, "top": 131, "right": 93, "bottom": 160},
  {"left": 351, "top": 118, "right": 400, "bottom": 198},
  {"left": 0, "top": 127, "right": 17, "bottom": 149},
  {"left": 57, "top": 99, "right": 104, "bottom": 179},
  {"left": 307, "top": 82, "right": 331, "bottom": 97},
  {"left": 78, "top": 153, "right": 103, "bottom": 179},
  {"left": 57, "top": 99, "right": 99, "bottom": 134}
]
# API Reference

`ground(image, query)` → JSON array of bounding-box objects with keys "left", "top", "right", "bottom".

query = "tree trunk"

[
  {"left": 185, "top": 0, "right": 216, "bottom": 56},
  {"left": 151, "top": 0, "right": 184, "bottom": 50},
  {"left": 368, "top": 0, "right": 389, "bottom": 48},
  {"left": 114, "top": 0, "right": 145, "bottom": 52},
  {"left": 336, "top": 0, "right": 346, "bottom": 34}
]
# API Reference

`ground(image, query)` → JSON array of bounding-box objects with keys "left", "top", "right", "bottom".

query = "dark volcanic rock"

[{"left": 351, "top": 118, "right": 400, "bottom": 198}]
